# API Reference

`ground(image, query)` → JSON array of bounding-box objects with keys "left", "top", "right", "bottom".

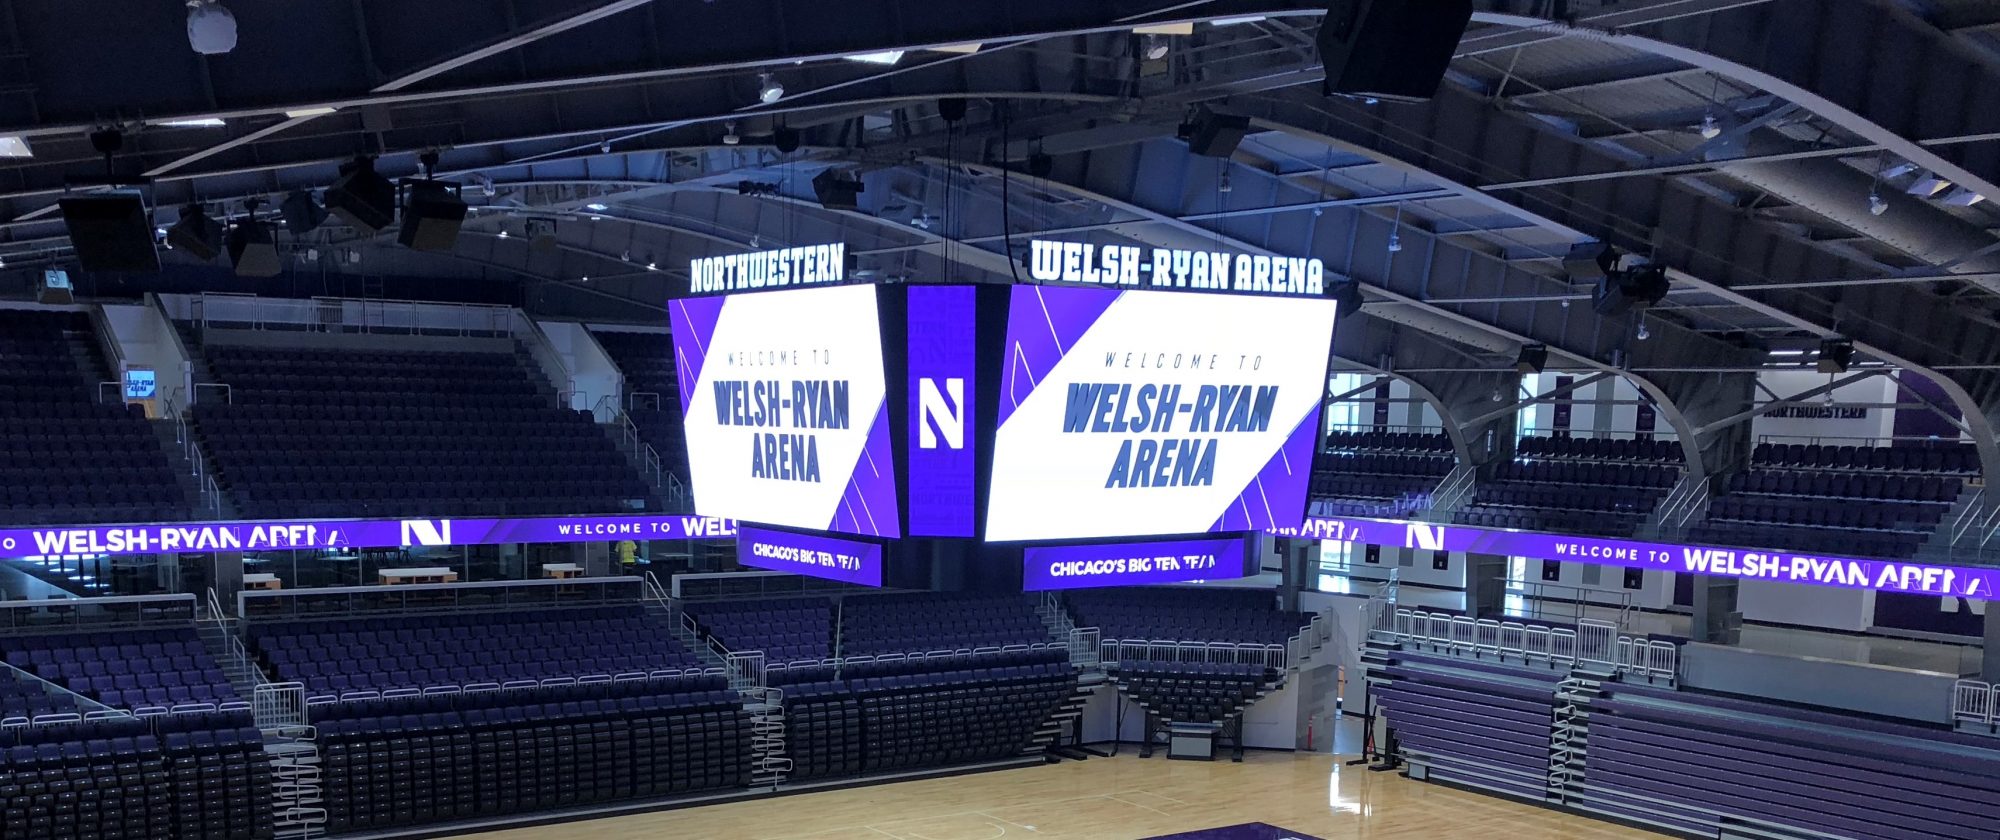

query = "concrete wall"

[
  {"left": 100, "top": 302, "right": 193, "bottom": 408},
  {"left": 1750, "top": 370, "right": 1897, "bottom": 442},
  {"left": 536, "top": 320, "right": 623, "bottom": 413},
  {"left": 1334, "top": 542, "right": 1466, "bottom": 589},
  {"left": 1678, "top": 642, "right": 1960, "bottom": 724},
  {"left": 1741, "top": 578, "right": 1875, "bottom": 633}
]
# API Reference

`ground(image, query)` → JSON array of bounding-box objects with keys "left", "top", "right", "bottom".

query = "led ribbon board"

[
  {"left": 670, "top": 284, "right": 900, "bottom": 537},
  {"left": 736, "top": 524, "right": 883, "bottom": 587},
  {"left": 986, "top": 286, "right": 1338, "bottom": 541},
  {"left": 0, "top": 514, "right": 739, "bottom": 558},
  {"left": 1271, "top": 515, "right": 2000, "bottom": 601},
  {"left": 1023, "top": 537, "right": 1248, "bottom": 591}
]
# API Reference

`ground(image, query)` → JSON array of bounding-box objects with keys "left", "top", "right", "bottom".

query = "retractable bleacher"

[
  {"left": 244, "top": 603, "right": 747, "bottom": 834},
  {"left": 1373, "top": 648, "right": 1562, "bottom": 801},
  {"left": 0, "top": 617, "right": 271, "bottom": 840}
]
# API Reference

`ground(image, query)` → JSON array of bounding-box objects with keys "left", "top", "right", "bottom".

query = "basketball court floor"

[{"left": 459, "top": 752, "right": 1656, "bottom": 839}]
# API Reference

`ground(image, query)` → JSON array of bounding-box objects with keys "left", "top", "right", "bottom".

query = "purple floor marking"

[{"left": 1143, "top": 823, "right": 1328, "bottom": 840}]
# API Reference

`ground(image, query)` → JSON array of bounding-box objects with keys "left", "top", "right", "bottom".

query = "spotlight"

[
  {"left": 497, "top": 229, "right": 509, "bottom": 239},
  {"left": 1698, "top": 113, "right": 1721, "bottom": 140},
  {"left": 397, "top": 179, "right": 468, "bottom": 252},
  {"left": 722, "top": 121, "right": 741, "bottom": 146},
  {"left": 1635, "top": 321, "right": 1651, "bottom": 341},
  {"left": 1592, "top": 263, "right": 1669, "bottom": 316},
  {"left": 811, "top": 169, "right": 864, "bottom": 211},
  {"left": 758, "top": 72, "right": 785, "bottom": 105},
  {"left": 226, "top": 216, "right": 281, "bottom": 278},
  {"left": 1868, "top": 191, "right": 1888, "bottom": 216},
  {"left": 1142, "top": 33, "right": 1171, "bottom": 61},
  {"left": 1177, "top": 105, "right": 1251, "bottom": 158},
  {"left": 599, "top": 140, "right": 612, "bottom": 154},
  {"left": 584, "top": 203, "right": 609, "bottom": 212},
  {"left": 279, "top": 190, "right": 328, "bottom": 236},
  {"left": 186, "top": 0, "right": 237, "bottom": 55},
  {"left": 1818, "top": 337, "right": 1855, "bottom": 373},
  {"left": 167, "top": 205, "right": 223, "bottom": 261},
  {"left": 1515, "top": 344, "right": 1548, "bottom": 375},
  {"left": 1386, "top": 233, "right": 1402, "bottom": 253},
  {"left": 324, "top": 156, "right": 396, "bottom": 233}
]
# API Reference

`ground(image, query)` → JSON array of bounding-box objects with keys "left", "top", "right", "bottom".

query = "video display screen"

[
  {"left": 986, "top": 286, "right": 1338, "bottom": 541},
  {"left": 669, "top": 284, "right": 900, "bottom": 537}
]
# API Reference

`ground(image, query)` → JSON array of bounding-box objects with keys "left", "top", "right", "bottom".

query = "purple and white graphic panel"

[
  {"left": 988, "top": 286, "right": 1337, "bottom": 541},
  {"left": 906, "top": 286, "right": 978, "bottom": 536},
  {"left": 668, "top": 284, "right": 900, "bottom": 537},
  {"left": 1272, "top": 515, "right": 2000, "bottom": 601},
  {"left": 735, "top": 524, "right": 883, "bottom": 587},
  {"left": 1023, "top": 537, "right": 1248, "bottom": 591}
]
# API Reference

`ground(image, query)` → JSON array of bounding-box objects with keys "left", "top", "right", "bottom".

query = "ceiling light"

[
  {"left": 1386, "top": 233, "right": 1401, "bottom": 253},
  {"left": 1943, "top": 186, "right": 1987, "bottom": 207},
  {"left": 758, "top": 72, "right": 785, "bottom": 105},
  {"left": 1635, "top": 322, "right": 1651, "bottom": 341},
  {"left": 1210, "top": 15, "right": 1268, "bottom": 25},
  {"left": 1907, "top": 173, "right": 1952, "bottom": 196},
  {"left": 186, "top": 0, "right": 237, "bottom": 55},
  {"left": 1868, "top": 191, "right": 1889, "bottom": 216},
  {"left": 0, "top": 136, "right": 32, "bottom": 158},
  {"left": 1767, "top": 349, "right": 1808, "bottom": 357},
  {"left": 1698, "top": 113, "right": 1721, "bottom": 140},
  {"left": 1142, "top": 33, "right": 1171, "bottom": 61},
  {"left": 283, "top": 106, "right": 338, "bottom": 118},
  {"left": 580, "top": 275, "right": 590, "bottom": 283},
  {"left": 584, "top": 202, "right": 608, "bottom": 211},
  {"left": 722, "top": 121, "right": 741, "bottom": 146},
  {"left": 154, "top": 118, "right": 226, "bottom": 128},
  {"left": 845, "top": 50, "right": 906, "bottom": 65},
  {"left": 497, "top": 230, "right": 509, "bottom": 239},
  {"left": 1879, "top": 161, "right": 1918, "bottom": 179},
  {"left": 646, "top": 261, "right": 658, "bottom": 271},
  {"left": 599, "top": 139, "right": 612, "bottom": 154}
]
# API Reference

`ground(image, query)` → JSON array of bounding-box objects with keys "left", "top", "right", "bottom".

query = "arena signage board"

[
  {"left": 985, "top": 285, "right": 1338, "bottom": 541},
  {"left": 1026, "top": 239, "right": 1326, "bottom": 298},
  {"left": 905, "top": 285, "right": 978, "bottom": 536},
  {"left": 1022, "top": 537, "right": 1248, "bottom": 591},
  {"left": 0, "top": 514, "right": 739, "bottom": 559},
  {"left": 670, "top": 284, "right": 900, "bottom": 537},
  {"left": 686, "top": 243, "right": 846, "bottom": 294},
  {"left": 1270, "top": 515, "right": 2000, "bottom": 601},
  {"left": 735, "top": 524, "right": 882, "bottom": 587}
]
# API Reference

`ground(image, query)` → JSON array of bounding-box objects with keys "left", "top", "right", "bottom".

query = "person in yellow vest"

[{"left": 616, "top": 539, "right": 639, "bottom": 568}]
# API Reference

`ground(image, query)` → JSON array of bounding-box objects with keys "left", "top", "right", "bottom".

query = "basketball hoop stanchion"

[{"left": 1344, "top": 679, "right": 1401, "bottom": 772}]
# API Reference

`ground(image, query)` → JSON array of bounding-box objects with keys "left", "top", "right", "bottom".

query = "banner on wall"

[
  {"left": 1272, "top": 514, "right": 1999, "bottom": 601},
  {"left": 906, "top": 286, "right": 978, "bottom": 536}
]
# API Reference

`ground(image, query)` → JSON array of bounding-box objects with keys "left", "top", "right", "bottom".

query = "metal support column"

[
  {"left": 1691, "top": 576, "right": 1742, "bottom": 645},
  {"left": 1465, "top": 552, "right": 1508, "bottom": 620}
]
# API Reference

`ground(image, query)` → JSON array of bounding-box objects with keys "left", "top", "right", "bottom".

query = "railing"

[
  {"left": 96, "top": 381, "right": 123, "bottom": 405},
  {"left": 1511, "top": 581, "right": 1634, "bottom": 628},
  {"left": 0, "top": 657, "right": 114, "bottom": 713},
  {"left": 1428, "top": 463, "right": 1478, "bottom": 514},
  {"left": 1378, "top": 608, "right": 1581, "bottom": 668},
  {"left": 1755, "top": 432, "right": 1971, "bottom": 448},
  {"left": 726, "top": 651, "right": 767, "bottom": 691},
  {"left": 165, "top": 394, "right": 227, "bottom": 515},
  {"left": 194, "top": 382, "right": 233, "bottom": 405},
  {"left": 511, "top": 310, "right": 578, "bottom": 406},
  {"left": 1098, "top": 639, "right": 1288, "bottom": 670},
  {"left": 254, "top": 682, "right": 309, "bottom": 729},
  {"left": 174, "top": 291, "right": 515, "bottom": 337},
  {"left": 1612, "top": 635, "right": 1679, "bottom": 682},
  {"left": 1067, "top": 627, "right": 1101, "bottom": 669},
  {"left": 239, "top": 576, "right": 645, "bottom": 621},
  {"left": 1285, "top": 611, "right": 1336, "bottom": 668},
  {"left": 629, "top": 391, "right": 663, "bottom": 412},
  {"left": 300, "top": 666, "right": 730, "bottom": 709},
  {"left": 803, "top": 642, "right": 1065, "bottom": 675},
  {"left": 0, "top": 593, "right": 197, "bottom": 632},
  {"left": 0, "top": 700, "right": 255, "bottom": 733},
  {"left": 204, "top": 588, "right": 260, "bottom": 683},
  {"left": 1953, "top": 679, "right": 1997, "bottom": 728}
]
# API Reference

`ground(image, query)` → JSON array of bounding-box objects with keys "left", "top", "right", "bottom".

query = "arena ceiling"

[{"left": 7, "top": 0, "right": 2000, "bottom": 473}]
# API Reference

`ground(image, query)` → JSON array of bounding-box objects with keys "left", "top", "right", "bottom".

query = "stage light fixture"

[
  {"left": 1591, "top": 263, "right": 1669, "bottom": 317},
  {"left": 1386, "top": 232, "right": 1402, "bottom": 253},
  {"left": 722, "top": 121, "right": 741, "bottom": 146},
  {"left": 525, "top": 217, "right": 558, "bottom": 253},
  {"left": 811, "top": 169, "right": 864, "bottom": 210},
  {"left": 1818, "top": 338, "right": 1855, "bottom": 373},
  {"left": 1142, "top": 33, "right": 1171, "bottom": 60},
  {"left": 1515, "top": 344, "right": 1548, "bottom": 374},
  {"left": 227, "top": 216, "right": 281, "bottom": 277},
  {"left": 1178, "top": 105, "right": 1251, "bottom": 158},
  {"left": 167, "top": 204, "right": 223, "bottom": 261},
  {"left": 186, "top": 0, "right": 237, "bottom": 55},
  {"left": 279, "top": 190, "right": 328, "bottom": 236},
  {"left": 324, "top": 156, "right": 396, "bottom": 233},
  {"left": 1698, "top": 113, "right": 1721, "bottom": 139},
  {"left": 398, "top": 179, "right": 469, "bottom": 252},
  {"left": 1868, "top": 191, "right": 1888, "bottom": 216},
  {"left": 758, "top": 72, "right": 785, "bottom": 105}
]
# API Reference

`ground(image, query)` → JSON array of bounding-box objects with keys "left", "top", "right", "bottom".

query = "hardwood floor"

[{"left": 455, "top": 752, "right": 1662, "bottom": 839}]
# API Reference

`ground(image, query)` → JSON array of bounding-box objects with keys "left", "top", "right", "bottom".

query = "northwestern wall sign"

[
  {"left": 1269, "top": 515, "right": 1999, "bottom": 601},
  {"left": 686, "top": 243, "right": 848, "bottom": 294}
]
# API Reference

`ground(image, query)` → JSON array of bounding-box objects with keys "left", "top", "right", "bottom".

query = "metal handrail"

[
  {"left": 629, "top": 391, "right": 663, "bottom": 411},
  {"left": 1952, "top": 679, "right": 1996, "bottom": 727},
  {"left": 194, "top": 382, "right": 232, "bottom": 405},
  {"left": 1097, "top": 639, "right": 1288, "bottom": 670}
]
